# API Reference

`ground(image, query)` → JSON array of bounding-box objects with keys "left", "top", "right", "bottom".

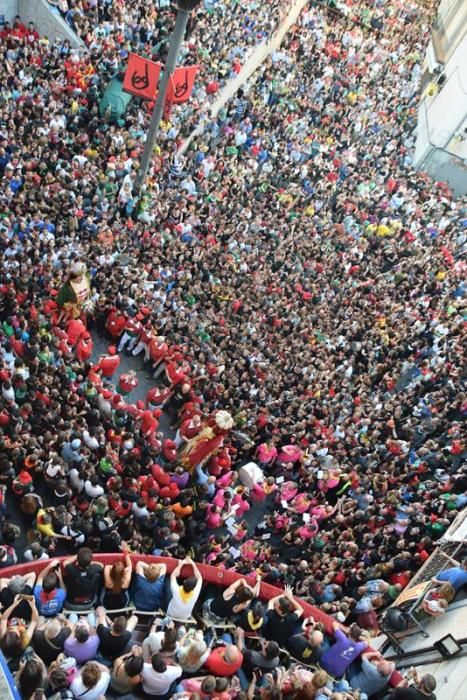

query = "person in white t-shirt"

[
  {"left": 70, "top": 661, "right": 110, "bottom": 700},
  {"left": 166, "top": 558, "right": 203, "bottom": 621},
  {"left": 142, "top": 653, "right": 182, "bottom": 696}
]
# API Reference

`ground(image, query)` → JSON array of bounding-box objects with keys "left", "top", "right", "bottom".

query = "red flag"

[
  {"left": 163, "top": 82, "right": 174, "bottom": 121},
  {"left": 122, "top": 53, "right": 161, "bottom": 100},
  {"left": 168, "top": 65, "right": 200, "bottom": 104}
]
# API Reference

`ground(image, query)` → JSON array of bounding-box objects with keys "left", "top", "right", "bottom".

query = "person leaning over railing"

[{"left": 62, "top": 548, "right": 103, "bottom": 610}]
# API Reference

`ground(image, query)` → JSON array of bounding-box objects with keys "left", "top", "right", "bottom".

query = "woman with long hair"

[
  {"left": 203, "top": 577, "right": 261, "bottom": 624},
  {"left": 111, "top": 646, "right": 144, "bottom": 695},
  {"left": 142, "top": 623, "right": 179, "bottom": 662},
  {"left": 102, "top": 551, "right": 132, "bottom": 609}
]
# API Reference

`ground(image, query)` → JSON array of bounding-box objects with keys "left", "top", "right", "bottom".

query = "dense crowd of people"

[{"left": 0, "top": 0, "right": 466, "bottom": 698}]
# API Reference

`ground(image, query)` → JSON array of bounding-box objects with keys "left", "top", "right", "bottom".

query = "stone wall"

[
  {"left": 0, "top": 0, "right": 18, "bottom": 25},
  {"left": 17, "top": 0, "right": 83, "bottom": 47}
]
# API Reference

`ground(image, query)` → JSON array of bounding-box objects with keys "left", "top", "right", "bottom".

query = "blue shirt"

[
  {"left": 34, "top": 585, "right": 66, "bottom": 616},
  {"left": 350, "top": 656, "right": 391, "bottom": 695},
  {"left": 132, "top": 573, "right": 165, "bottom": 611},
  {"left": 437, "top": 566, "right": 467, "bottom": 592}
]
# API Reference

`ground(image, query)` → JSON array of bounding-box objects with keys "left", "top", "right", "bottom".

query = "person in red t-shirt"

[
  {"left": 150, "top": 337, "right": 169, "bottom": 375},
  {"left": 118, "top": 371, "right": 138, "bottom": 397},
  {"left": 204, "top": 644, "right": 243, "bottom": 676},
  {"left": 131, "top": 322, "right": 154, "bottom": 360},
  {"left": 75, "top": 331, "right": 93, "bottom": 362},
  {"left": 178, "top": 414, "right": 202, "bottom": 444},
  {"left": 10, "top": 332, "right": 25, "bottom": 358},
  {"left": 145, "top": 385, "right": 172, "bottom": 410},
  {"left": 66, "top": 317, "right": 86, "bottom": 346},
  {"left": 161, "top": 438, "right": 177, "bottom": 464},
  {"left": 164, "top": 359, "right": 189, "bottom": 388},
  {"left": 117, "top": 316, "right": 142, "bottom": 353},
  {"left": 140, "top": 409, "right": 161, "bottom": 437},
  {"left": 93, "top": 346, "right": 120, "bottom": 379},
  {"left": 106, "top": 308, "right": 126, "bottom": 339}
]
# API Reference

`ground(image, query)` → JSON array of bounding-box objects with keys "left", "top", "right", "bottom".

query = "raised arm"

[
  {"left": 96, "top": 606, "right": 109, "bottom": 628},
  {"left": 62, "top": 554, "right": 77, "bottom": 569},
  {"left": 25, "top": 597, "right": 40, "bottom": 638},
  {"left": 283, "top": 585, "right": 304, "bottom": 618},
  {"left": 37, "top": 559, "right": 60, "bottom": 586},
  {"left": 170, "top": 560, "right": 184, "bottom": 583},
  {"left": 136, "top": 560, "right": 149, "bottom": 577},
  {"left": 0, "top": 596, "right": 22, "bottom": 636},
  {"left": 223, "top": 580, "right": 245, "bottom": 598},
  {"left": 267, "top": 593, "right": 284, "bottom": 611},
  {"left": 186, "top": 557, "right": 202, "bottom": 582}
]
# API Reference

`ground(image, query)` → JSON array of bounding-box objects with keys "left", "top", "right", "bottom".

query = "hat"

[
  {"left": 215, "top": 410, "right": 234, "bottom": 430},
  {"left": 71, "top": 439, "right": 81, "bottom": 450},
  {"left": 102, "top": 389, "right": 112, "bottom": 400}
]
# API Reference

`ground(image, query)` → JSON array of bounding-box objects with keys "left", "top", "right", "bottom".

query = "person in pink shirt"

[
  {"left": 255, "top": 439, "right": 278, "bottom": 467},
  {"left": 240, "top": 539, "right": 258, "bottom": 561},
  {"left": 216, "top": 470, "right": 236, "bottom": 489},
  {"left": 231, "top": 488, "right": 250, "bottom": 517},
  {"left": 290, "top": 492, "right": 312, "bottom": 514},
  {"left": 311, "top": 503, "right": 338, "bottom": 522},
  {"left": 250, "top": 476, "right": 277, "bottom": 503},
  {"left": 276, "top": 441, "right": 303, "bottom": 466},
  {"left": 297, "top": 519, "right": 319, "bottom": 540},
  {"left": 275, "top": 480, "right": 298, "bottom": 504},
  {"left": 213, "top": 488, "right": 227, "bottom": 510},
  {"left": 233, "top": 519, "right": 248, "bottom": 542},
  {"left": 206, "top": 505, "right": 223, "bottom": 530}
]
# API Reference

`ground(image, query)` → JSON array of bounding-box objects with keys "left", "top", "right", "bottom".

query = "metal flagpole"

[{"left": 134, "top": 0, "right": 200, "bottom": 195}]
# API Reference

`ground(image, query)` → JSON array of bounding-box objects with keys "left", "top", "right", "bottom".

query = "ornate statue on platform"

[
  {"left": 179, "top": 410, "right": 234, "bottom": 472},
  {"left": 56, "top": 261, "right": 92, "bottom": 321}
]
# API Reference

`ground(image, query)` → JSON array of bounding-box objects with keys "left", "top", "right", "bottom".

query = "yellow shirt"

[{"left": 36, "top": 509, "right": 56, "bottom": 537}]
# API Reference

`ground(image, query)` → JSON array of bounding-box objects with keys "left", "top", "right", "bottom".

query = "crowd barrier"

[{"left": 0, "top": 554, "right": 403, "bottom": 687}]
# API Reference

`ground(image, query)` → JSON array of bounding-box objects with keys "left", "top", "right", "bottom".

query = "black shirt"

[
  {"left": 0, "top": 584, "right": 33, "bottom": 621},
  {"left": 287, "top": 634, "right": 323, "bottom": 664},
  {"left": 33, "top": 627, "right": 71, "bottom": 665},
  {"left": 242, "top": 649, "right": 279, "bottom": 679},
  {"left": 64, "top": 562, "right": 102, "bottom": 605},
  {"left": 391, "top": 688, "right": 436, "bottom": 700},
  {"left": 263, "top": 610, "right": 300, "bottom": 644},
  {"left": 96, "top": 624, "right": 131, "bottom": 660}
]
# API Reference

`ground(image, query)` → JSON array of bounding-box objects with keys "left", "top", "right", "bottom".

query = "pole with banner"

[{"left": 134, "top": 0, "right": 200, "bottom": 195}]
